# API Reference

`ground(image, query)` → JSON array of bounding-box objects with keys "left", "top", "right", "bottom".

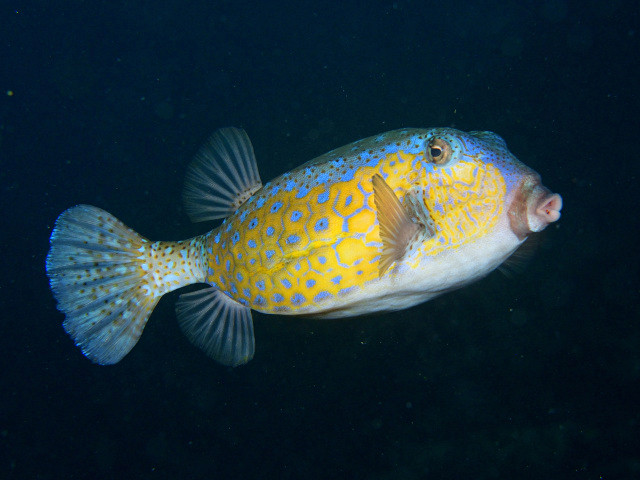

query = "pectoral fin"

[{"left": 372, "top": 174, "right": 433, "bottom": 276}]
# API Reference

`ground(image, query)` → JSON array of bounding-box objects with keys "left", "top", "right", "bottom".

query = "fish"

[{"left": 46, "top": 127, "right": 562, "bottom": 366}]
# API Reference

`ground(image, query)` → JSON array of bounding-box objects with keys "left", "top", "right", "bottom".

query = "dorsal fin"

[
  {"left": 183, "top": 127, "right": 263, "bottom": 222},
  {"left": 372, "top": 174, "right": 432, "bottom": 276}
]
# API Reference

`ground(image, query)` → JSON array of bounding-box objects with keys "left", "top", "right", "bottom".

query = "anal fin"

[
  {"left": 175, "top": 286, "right": 254, "bottom": 366},
  {"left": 372, "top": 174, "right": 434, "bottom": 276}
]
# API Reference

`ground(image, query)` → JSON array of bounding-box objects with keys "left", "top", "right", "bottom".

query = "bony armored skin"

[{"left": 46, "top": 127, "right": 562, "bottom": 366}]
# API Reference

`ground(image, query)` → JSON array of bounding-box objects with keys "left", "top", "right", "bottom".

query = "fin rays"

[
  {"left": 372, "top": 174, "right": 422, "bottom": 275},
  {"left": 175, "top": 287, "right": 255, "bottom": 367},
  {"left": 46, "top": 205, "right": 159, "bottom": 365},
  {"left": 183, "top": 127, "right": 263, "bottom": 222}
]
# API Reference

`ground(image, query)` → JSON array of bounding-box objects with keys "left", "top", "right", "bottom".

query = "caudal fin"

[{"left": 46, "top": 205, "right": 204, "bottom": 364}]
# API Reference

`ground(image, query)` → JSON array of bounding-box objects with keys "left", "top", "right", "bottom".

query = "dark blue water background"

[{"left": 1, "top": 1, "right": 638, "bottom": 478}]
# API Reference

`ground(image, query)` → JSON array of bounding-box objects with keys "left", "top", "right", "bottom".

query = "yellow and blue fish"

[{"left": 46, "top": 127, "right": 562, "bottom": 366}]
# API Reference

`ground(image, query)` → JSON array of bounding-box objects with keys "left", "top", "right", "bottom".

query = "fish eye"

[{"left": 427, "top": 138, "right": 451, "bottom": 165}]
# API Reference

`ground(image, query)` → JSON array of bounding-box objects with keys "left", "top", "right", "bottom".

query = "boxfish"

[{"left": 46, "top": 127, "right": 562, "bottom": 366}]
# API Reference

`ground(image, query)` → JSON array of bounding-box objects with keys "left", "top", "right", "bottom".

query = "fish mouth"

[
  {"left": 534, "top": 190, "right": 562, "bottom": 224},
  {"left": 508, "top": 176, "right": 563, "bottom": 239}
]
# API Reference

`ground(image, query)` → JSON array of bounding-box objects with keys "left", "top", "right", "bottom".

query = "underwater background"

[{"left": 1, "top": 0, "right": 639, "bottom": 478}]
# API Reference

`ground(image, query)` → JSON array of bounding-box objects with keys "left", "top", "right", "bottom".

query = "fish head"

[{"left": 412, "top": 128, "right": 562, "bottom": 246}]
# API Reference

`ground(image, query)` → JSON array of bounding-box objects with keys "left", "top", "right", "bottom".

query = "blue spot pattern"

[
  {"left": 281, "top": 278, "right": 292, "bottom": 289},
  {"left": 290, "top": 210, "right": 303, "bottom": 222},
  {"left": 295, "top": 185, "right": 310, "bottom": 199},
  {"left": 317, "top": 191, "right": 329, "bottom": 204},
  {"left": 248, "top": 218, "right": 258, "bottom": 229},
  {"left": 314, "top": 291, "right": 332, "bottom": 302},
  {"left": 292, "top": 293, "right": 306, "bottom": 305},
  {"left": 248, "top": 239, "right": 257, "bottom": 248},
  {"left": 256, "top": 280, "right": 265, "bottom": 291},
  {"left": 271, "top": 201, "right": 283, "bottom": 213},
  {"left": 314, "top": 218, "right": 329, "bottom": 232},
  {"left": 306, "top": 279, "right": 316, "bottom": 288},
  {"left": 266, "top": 249, "right": 275, "bottom": 259},
  {"left": 272, "top": 293, "right": 284, "bottom": 303},
  {"left": 266, "top": 226, "right": 275, "bottom": 236},
  {"left": 286, "top": 234, "right": 300, "bottom": 244}
]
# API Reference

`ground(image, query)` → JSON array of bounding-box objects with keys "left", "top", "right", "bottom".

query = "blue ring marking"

[
  {"left": 291, "top": 293, "right": 306, "bottom": 305},
  {"left": 272, "top": 293, "right": 285, "bottom": 303},
  {"left": 249, "top": 257, "right": 257, "bottom": 264},
  {"left": 317, "top": 191, "right": 330, "bottom": 204},
  {"left": 256, "top": 280, "right": 265, "bottom": 291},
  {"left": 265, "top": 249, "right": 275, "bottom": 260},
  {"left": 254, "top": 295, "right": 266, "bottom": 306},
  {"left": 290, "top": 210, "right": 303, "bottom": 222},
  {"left": 248, "top": 218, "right": 259, "bottom": 230},
  {"left": 314, "top": 291, "right": 332, "bottom": 302},
  {"left": 306, "top": 279, "right": 316, "bottom": 288},
  {"left": 248, "top": 239, "right": 257, "bottom": 248},
  {"left": 266, "top": 226, "right": 275, "bottom": 236},
  {"left": 270, "top": 201, "right": 283, "bottom": 213},
  {"left": 236, "top": 272, "right": 244, "bottom": 282},
  {"left": 281, "top": 278, "right": 292, "bottom": 289},
  {"left": 286, "top": 234, "right": 300, "bottom": 244},
  {"left": 314, "top": 218, "right": 329, "bottom": 232},
  {"left": 231, "top": 232, "right": 240, "bottom": 245}
]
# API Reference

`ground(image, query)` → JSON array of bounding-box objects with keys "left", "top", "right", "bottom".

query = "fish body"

[{"left": 46, "top": 127, "right": 562, "bottom": 366}]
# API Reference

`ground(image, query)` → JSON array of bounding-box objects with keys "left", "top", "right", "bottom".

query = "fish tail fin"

[{"left": 46, "top": 205, "right": 205, "bottom": 364}]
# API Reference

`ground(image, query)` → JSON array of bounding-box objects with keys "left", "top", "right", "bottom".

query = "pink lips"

[
  {"left": 535, "top": 193, "right": 563, "bottom": 223},
  {"left": 508, "top": 178, "right": 563, "bottom": 239}
]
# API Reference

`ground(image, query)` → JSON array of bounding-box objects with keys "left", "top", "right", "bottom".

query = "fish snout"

[
  {"left": 528, "top": 185, "right": 562, "bottom": 233},
  {"left": 508, "top": 176, "right": 563, "bottom": 239}
]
